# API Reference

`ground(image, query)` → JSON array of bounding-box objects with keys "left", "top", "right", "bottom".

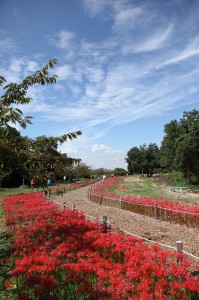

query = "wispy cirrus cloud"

[
  {"left": 122, "top": 24, "right": 173, "bottom": 54},
  {"left": 46, "top": 29, "right": 76, "bottom": 50},
  {"left": 1, "top": 0, "right": 199, "bottom": 146},
  {"left": 0, "top": 31, "right": 19, "bottom": 54},
  {"left": 161, "top": 36, "right": 199, "bottom": 66}
]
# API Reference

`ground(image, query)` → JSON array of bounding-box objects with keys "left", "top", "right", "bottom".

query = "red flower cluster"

[
  {"left": 2, "top": 192, "right": 199, "bottom": 299},
  {"left": 91, "top": 177, "right": 199, "bottom": 227},
  {"left": 50, "top": 178, "right": 99, "bottom": 193}
]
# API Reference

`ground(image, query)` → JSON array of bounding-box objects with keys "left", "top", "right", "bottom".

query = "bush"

[{"left": 167, "top": 171, "right": 186, "bottom": 186}]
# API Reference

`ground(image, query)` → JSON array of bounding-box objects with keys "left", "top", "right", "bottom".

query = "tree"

[
  {"left": 25, "top": 135, "right": 82, "bottom": 186},
  {"left": 160, "top": 109, "right": 199, "bottom": 184},
  {"left": 144, "top": 143, "right": 160, "bottom": 176},
  {"left": 73, "top": 163, "right": 92, "bottom": 180},
  {"left": 113, "top": 168, "right": 127, "bottom": 176},
  {"left": 0, "top": 59, "right": 82, "bottom": 187},
  {"left": 126, "top": 147, "right": 143, "bottom": 174},
  {"left": 0, "top": 127, "right": 29, "bottom": 187},
  {"left": 160, "top": 120, "right": 179, "bottom": 171},
  {"left": 126, "top": 143, "right": 160, "bottom": 176},
  {"left": 0, "top": 59, "right": 58, "bottom": 131},
  {"left": 175, "top": 110, "right": 199, "bottom": 183},
  {"left": 92, "top": 168, "right": 113, "bottom": 178}
]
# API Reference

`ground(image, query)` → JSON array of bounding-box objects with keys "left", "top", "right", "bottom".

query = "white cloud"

[
  {"left": 161, "top": 36, "right": 199, "bottom": 66},
  {"left": 46, "top": 29, "right": 75, "bottom": 50},
  {"left": 91, "top": 144, "right": 125, "bottom": 155},
  {"left": 83, "top": 0, "right": 111, "bottom": 18},
  {"left": 55, "top": 65, "right": 72, "bottom": 80},
  {"left": 92, "top": 144, "right": 110, "bottom": 152},
  {"left": 26, "top": 61, "right": 39, "bottom": 72},
  {"left": 0, "top": 31, "right": 19, "bottom": 56},
  {"left": 122, "top": 24, "right": 173, "bottom": 54},
  {"left": 113, "top": 6, "right": 143, "bottom": 31},
  {"left": 57, "top": 29, "right": 75, "bottom": 49}
]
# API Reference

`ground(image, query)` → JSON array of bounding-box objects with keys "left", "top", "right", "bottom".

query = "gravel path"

[{"left": 54, "top": 185, "right": 199, "bottom": 265}]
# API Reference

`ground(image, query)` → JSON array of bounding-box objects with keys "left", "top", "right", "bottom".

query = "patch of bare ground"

[{"left": 54, "top": 185, "right": 199, "bottom": 268}]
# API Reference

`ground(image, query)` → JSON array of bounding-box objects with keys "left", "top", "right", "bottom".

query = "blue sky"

[{"left": 0, "top": 0, "right": 199, "bottom": 170}]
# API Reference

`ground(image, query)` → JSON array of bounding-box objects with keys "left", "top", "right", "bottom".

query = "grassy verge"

[{"left": 117, "top": 176, "right": 199, "bottom": 203}]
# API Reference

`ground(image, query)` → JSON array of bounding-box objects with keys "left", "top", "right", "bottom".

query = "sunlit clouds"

[{"left": 1, "top": 0, "right": 199, "bottom": 169}]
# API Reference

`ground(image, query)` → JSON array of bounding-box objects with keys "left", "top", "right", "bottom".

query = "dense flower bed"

[
  {"left": 90, "top": 177, "right": 199, "bottom": 227},
  {"left": 49, "top": 178, "right": 99, "bottom": 192},
  {"left": 2, "top": 192, "right": 199, "bottom": 299}
]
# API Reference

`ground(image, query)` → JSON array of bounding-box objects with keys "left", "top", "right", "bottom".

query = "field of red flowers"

[
  {"left": 1, "top": 191, "right": 199, "bottom": 300},
  {"left": 46, "top": 178, "right": 99, "bottom": 196},
  {"left": 89, "top": 177, "right": 199, "bottom": 228}
]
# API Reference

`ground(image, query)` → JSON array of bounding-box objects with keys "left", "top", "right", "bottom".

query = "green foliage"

[
  {"left": 0, "top": 59, "right": 58, "bottom": 130},
  {"left": 0, "top": 60, "right": 82, "bottom": 187},
  {"left": 126, "top": 143, "right": 160, "bottom": 177},
  {"left": 73, "top": 163, "right": 92, "bottom": 180},
  {"left": 166, "top": 171, "right": 186, "bottom": 186},
  {"left": 160, "top": 109, "right": 199, "bottom": 184},
  {"left": 113, "top": 168, "right": 127, "bottom": 176},
  {"left": 126, "top": 110, "right": 199, "bottom": 185}
]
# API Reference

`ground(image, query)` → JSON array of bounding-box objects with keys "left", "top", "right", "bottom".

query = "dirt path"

[{"left": 54, "top": 185, "right": 199, "bottom": 266}]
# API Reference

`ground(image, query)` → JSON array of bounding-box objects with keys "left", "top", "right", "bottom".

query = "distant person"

[
  {"left": 102, "top": 174, "right": 106, "bottom": 181},
  {"left": 47, "top": 179, "right": 51, "bottom": 186},
  {"left": 30, "top": 179, "right": 35, "bottom": 189}
]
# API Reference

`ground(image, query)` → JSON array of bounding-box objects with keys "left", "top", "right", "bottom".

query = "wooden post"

[
  {"left": 154, "top": 203, "right": 157, "bottom": 219},
  {"left": 100, "top": 195, "right": 103, "bottom": 205},
  {"left": 120, "top": 196, "right": 123, "bottom": 209},
  {"left": 103, "top": 215, "right": 108, "bottom": 233},
  {"left": 176, "top": 241, "right": 183, "bottom": 265},
  {"left": 176, "top": 241, "right": 183, "bottom": 283}
]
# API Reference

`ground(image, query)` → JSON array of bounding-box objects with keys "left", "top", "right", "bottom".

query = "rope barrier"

[
  {"left": 46, "top": 194, "right": 199, "bottom": 262},
  {"left": 85, "top": 213, "right": 199, "bottom": 260}
]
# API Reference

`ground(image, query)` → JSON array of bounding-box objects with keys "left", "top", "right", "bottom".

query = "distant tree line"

[{"left": 126, "top": 109, "right": 199, "bottom": 185}]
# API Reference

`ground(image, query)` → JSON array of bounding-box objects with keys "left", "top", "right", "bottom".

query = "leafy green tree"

[
  {"left": 126, "top": 143, "right": 160, "bottom": 176},
  {"left": 24, "top": 134, "right": 82, "bottom": 186},
  {"left": 113, "top": 168, "right": 127, "bottom": 176},
  {"left": 0, "top": 127, "right": 29, "bottom": 187},
  {"left": 175, "top": 110, "right": 199, "bottom": 183},
  {"left": 160, "top": 109, "right": 199, "bottom": 184},
  {"left": 160, "top": 120, "right": 179, "bottom": 171},
  {"left": 145, "top": 143, "right": 160, "bottom": 176},
  {"left": 92, "top": 168, "right": 113, "bottom": 178},
  {"left": 0, "top": 59, "right": 58, "bottom": 131},
  {"left": 73, "top": 163, "right": 92, "bottom": 180},
  {"left": 0, "top": 59, "right": 82, "bottom": 187},
  {"left": 126, "top": 147, "right": 143, "bottom": 175}
]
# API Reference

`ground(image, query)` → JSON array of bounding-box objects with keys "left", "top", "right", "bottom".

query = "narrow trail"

[{"left": 54, "top": 185, "right": 199, "bottom": 262}]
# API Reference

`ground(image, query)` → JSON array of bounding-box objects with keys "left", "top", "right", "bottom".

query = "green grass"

[
  {"left": 0, "top": 185, "right": 42, "bottom": 200},
  {"left": 117, "top": 177, "right": 199, "bottom": 203}
]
